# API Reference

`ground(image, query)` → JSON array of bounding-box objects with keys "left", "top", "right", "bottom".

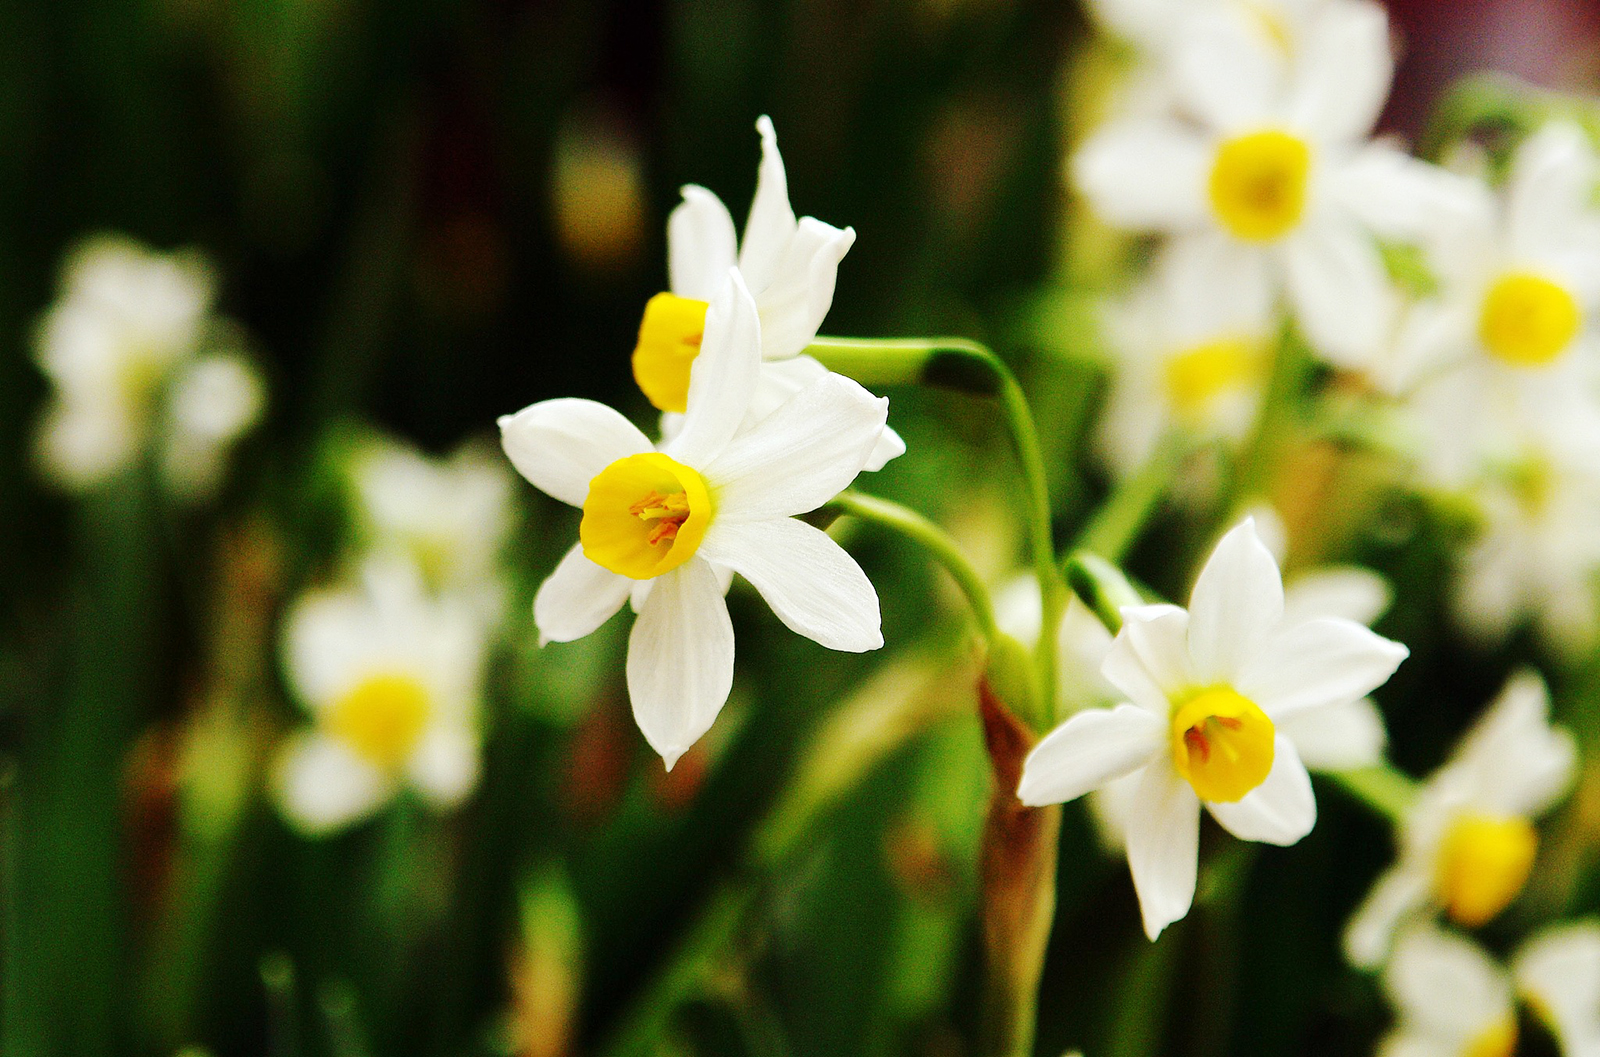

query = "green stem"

[
  {"left": 1326, "top": 764, "right": 1418, "bottom": 824},
  {"left": 828, "top": 491, "right": 999, "bottom": 650},
  {"left": 1073, "top": 432, "right": 1190, "bottom": 564},
  {"left": 808, "top": 336, "right": 1062, "bottom": 731}
]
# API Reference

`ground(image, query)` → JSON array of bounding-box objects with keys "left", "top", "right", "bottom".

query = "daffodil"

[
  {"left": 1345, "top": 670, "right": 1575, "bottom": 969},
  {"left": 347, "top": 433, "right": 515, "bottom": 606},
  {"left": 636, "top": 116, "right": 903, "bottom": 471},
  {"left": 274, "top": 559, "right": 486, "bottom": 835},
  {"left": 33, "top": 234, "right": 263, "bottom": 496},
  {"left": 1018, "top": 519, "right": 1408, "bottom": 938},
  {"left": 1072, "top": 0, "right": 1474, "bottom": 365},
  {"left": 500, "top": 271, "right": 888, "bottom": 768},
  {"left": 1380, "top": 922, "right": 1600, "bottom": 1057},
  {"left": 1095, "top": 248, "right": 1274, "bottom": 483}
]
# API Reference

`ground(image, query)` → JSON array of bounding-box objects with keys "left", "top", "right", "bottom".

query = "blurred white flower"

[
  {"left": 638, "top": 116, "right": 903, "bottom": 471},
  {"left": 1018, "top": 519, "right": 1408, "bottom": 938},
  {"left": 275, "top": 559, "right": 487, "bottom": 835},
  {"left": 500, "top": 271, "right": 888, "bottom": 768},
  {"left": 348, "top": 434, "right": 515, "bottom": 609},
  {"left": 1345, "top": 670, "right": 1576, "bottom": 969},
  {"left": 1381, "top": 922, "right": 1600, "bottom": 1057},
  {"left": 1072, "top": 0, "right": 1476, "bottom": 365},
  {"left": 1095, "top": 249, "right": 1275, "bottom": 481},
  {"left": 33, "top": 235, "right": 263, "bottom": 497}
]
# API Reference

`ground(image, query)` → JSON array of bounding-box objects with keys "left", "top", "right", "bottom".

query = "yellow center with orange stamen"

[
  {"left": 633, "top": 292, "right": 709, "bottom": 413},
  {"left": 1478, "top": 272, "right": 1582, "bottom": 367},
  {"left": 327, "top": 673, "right": 432, "bottom": 770},
  {"left": 1170, "top": 687, "right": 1276, "bottom": 802},
  {"left": 1209, "top": 130, "right": 1312, "bottom": 243},
  {"left": 1434, "top": 812, "right": 1538, "bottom": 928},
  {"left": 580, "top": 451, "right": 711, "bottom": 579}
]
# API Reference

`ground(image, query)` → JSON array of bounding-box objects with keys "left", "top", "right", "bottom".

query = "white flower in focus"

[
  {"left": 275, "top": 559, "right": 487, "bottom": 835},
  {"left": 1072, "top": 0, "right": 1475, "bottom": 365},
  {"left": 635, "top": 116, "right": 903, "bottom": 471},
  {"left": 500, "top": 271, "right": 888, "bottom": 768},
  {"left": 33, "top": 234, "right": 262, "bottom": 497},
  {"left": 349, "top": 434, "right": 515, "bottom": 603},
  {"left": 1017, "top": 519, "right": 1408, "bottom": 938},
  {"left": 1345, "top": 670, "right": 1575, "bottom": 969},
  {"left": 1381, "top": 923, "right": 1600, "bottom": 1057},
  {"left": 1095, "top": 248, "right": 1275, "bottom": 481}
]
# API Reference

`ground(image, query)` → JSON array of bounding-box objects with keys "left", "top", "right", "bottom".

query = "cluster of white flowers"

[
  {"left": 32, "top": 235, "right": 264, "bottom": 499},
  {"left": 500, "top": 118, "right": 896, "bottom": 769},
  {"left": 273, "top": 435, "right": 517, "bottom": 835}
]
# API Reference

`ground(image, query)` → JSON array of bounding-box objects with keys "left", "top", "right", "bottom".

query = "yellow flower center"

[
  {"left": 1463, "top": 1016, "right": 1517, "bottom": 1057},
  {"left": 327, "top": 673, "right": 432, "bottom": 770},
  {"left": 580, "top": 451, "right": 711, "bottom": 579},
  {"left": 632, "top": 292, "right": 709, "bottom": 413},
  {"left": 1478, "top": 272, "right": 1582, "bottom": 367},
  {"left": 1170, "top": 688, "right": 1276, "bottom": 803},
  {"left": 1208, "top": 130, "right": 1312, "bottom": 243},
  {"left": 1434, "top": 813, "right": 1538, "bottom": 928},
  {"left": 1162, "top": 337, "right": 1262, "bottom": 416}
]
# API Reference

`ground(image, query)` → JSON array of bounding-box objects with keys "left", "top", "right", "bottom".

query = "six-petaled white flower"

[
  {"left": 1073, "top": 0, "right": 1474, "bottom": 365},
  {"left": 274, "top": 559, "right": 486, "bottom": 835},
  {"left": 500, "top": 270, "right": 888, "bottom": 768},
  {"left": 1017, "top": 518, "right": 1408, "bottom": 938},
  {"left": 634, "top": 116, "right": 903, "bottom": 471},
  {"left": 1345, "top": 670, "right": 1576, "bottom": 969},
  {"left": 1381, "top": 922, "right": 1600, "bottom": 1057}
]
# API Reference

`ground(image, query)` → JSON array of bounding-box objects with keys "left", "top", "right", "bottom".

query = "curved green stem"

[
  {"left": 1326, "top": 764, "right": 1418, "bottom": 824},
  {"left": 828, "top": 491, "right": 999, "bottom": 650},
  {"left": 808, "top": 336, "right": 1062, "bottom": 732}
]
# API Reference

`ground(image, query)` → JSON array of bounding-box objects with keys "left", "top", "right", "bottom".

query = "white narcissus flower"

[
  {"left": 1072, "top": 0, "right": 1476, "bottom": 366},
  {"left": 1381, "top": 923, "right": 1600, "bottom": 1057},
  {"left": 275, "top": 560, "right": 487, "bottom": 835},
  {"left": 1017, "top": 519, "right": 1408, "bottom": 939},
  {"left": 1384, "top": 123, "right": 1600, "bottom": 412},
  {"left": 500, "top": 270, "right": 888, "bottom": 768},
  {"left": 635, "top": 116, "right": 904, "bottom": 472},
  {"left": 1095, "top": 246, "right": 1275, "bottom": 482},
  {"left": 33, "top": 234, "right": 263, "bottom": 497},
  {"left": 348, "top": 434, "right": 515, "bottom": 605},
  {"left": 1345, "top": 670, "right": 1576, "bottom": 969}
]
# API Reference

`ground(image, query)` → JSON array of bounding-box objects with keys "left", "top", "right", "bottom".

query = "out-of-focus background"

[{"left": 3, "top": 2, "right": 1599, "bottom": 1056}]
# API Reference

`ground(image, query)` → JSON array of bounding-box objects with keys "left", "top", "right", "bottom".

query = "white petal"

[
  {"left": 282, "top": 590, "right": 375, "bottom": 711},
  {"left": 498, "top": 398, "right": 652, "bottom": 507},
  {"left": 1125, "top": 760, "right": 1202, "bottom": 940},
  {"left": 1186, "top": 518, "right": 1284, "bottom": 684},
  {"left": 665, "top": 269, "right": 763, "bottom": 467},
  {"left": 406, "top": 723, "right": 480, "bottom": 808},
  {"left": 1449, "top": 669, "right": 1576, "bottom": 817},
  {"left": 864, "top": 423, "right": 906, "bottom": 472},
  {"left": 533, "top": 543, "right": 631, "bottom": 645},
  {"left": 1102, "top": 604, "right": 1194, "bottom": 713},
  {"left": 1514, "top": 923, "right": 1600, "bottom": 1044},
  {"left": 1285, "top": 0, "right": 1392, "bottom": 144},
  {"left": 1280, "top": 697, "right": 1387, "bottom": 770},
  {"left": 1171, "top": 6, "right": 1282, "bottom": 132},
  {"left": 667, "top": 185, "right": 739, "bottom": 301},
  {"left": 1283, "top": 217, "right": 1396, "bottom": 366},
  {"left": 1507, "top": 122, "right": 1598, "bottom": 261},
  {"left": 1071, "top": 119, "right": 1210, "bottom": 231},
  {"left": 1282, "top": 567, "right": 1392, "bottom": 627},
  {"left": 1206, "top": 735, "right": 1316, "bottom": 845},
  {"left": 704, "top": 372, "right": 886, "bottom": 520},
  {"left": 274, "top": 732, "right": 393, "bottom": 835},
  {"left": 755, "top": 217, "right": 855, "bottom": 360},
  {"left": 738, "top": 115, "right": 799, "bottom": 294},
  {"left": 1016, "top": 704, "right": 1166, "bottom": 806},
  {"left": 1330, "top": 146, "right": 1489, "bottom": 243},
  {"left": 1237, "top": 617, "right": 1407, "bottom": 718},
  {"left": 1158, "top": 232, "right": 1276, "bottom": 332},
  {"left": 698, "top": 517, "right": 881, "bottom": 652},
  {"left": 1344, "top": 863, "right": 1432, "bottom": 970},
  {"left": 1384, "top": 925, "right": 1512, "bottom": 1042},
  {"left": 626, "top": 559, "right": 736, "bottom": 769}
]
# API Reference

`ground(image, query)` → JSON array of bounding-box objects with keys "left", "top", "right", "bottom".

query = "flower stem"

[
  {"left": 828, "top": 490, "right": 1000, "bottom": 650},
  {"left": 1326, "top": 764, "right": 1418, "bottom": 824},
  {"left": 807, "top": 336, "right": 1063, "bottom": 733},
  {"left": 1072, "top": 431, "right": 1191, "bottom": 565}
]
